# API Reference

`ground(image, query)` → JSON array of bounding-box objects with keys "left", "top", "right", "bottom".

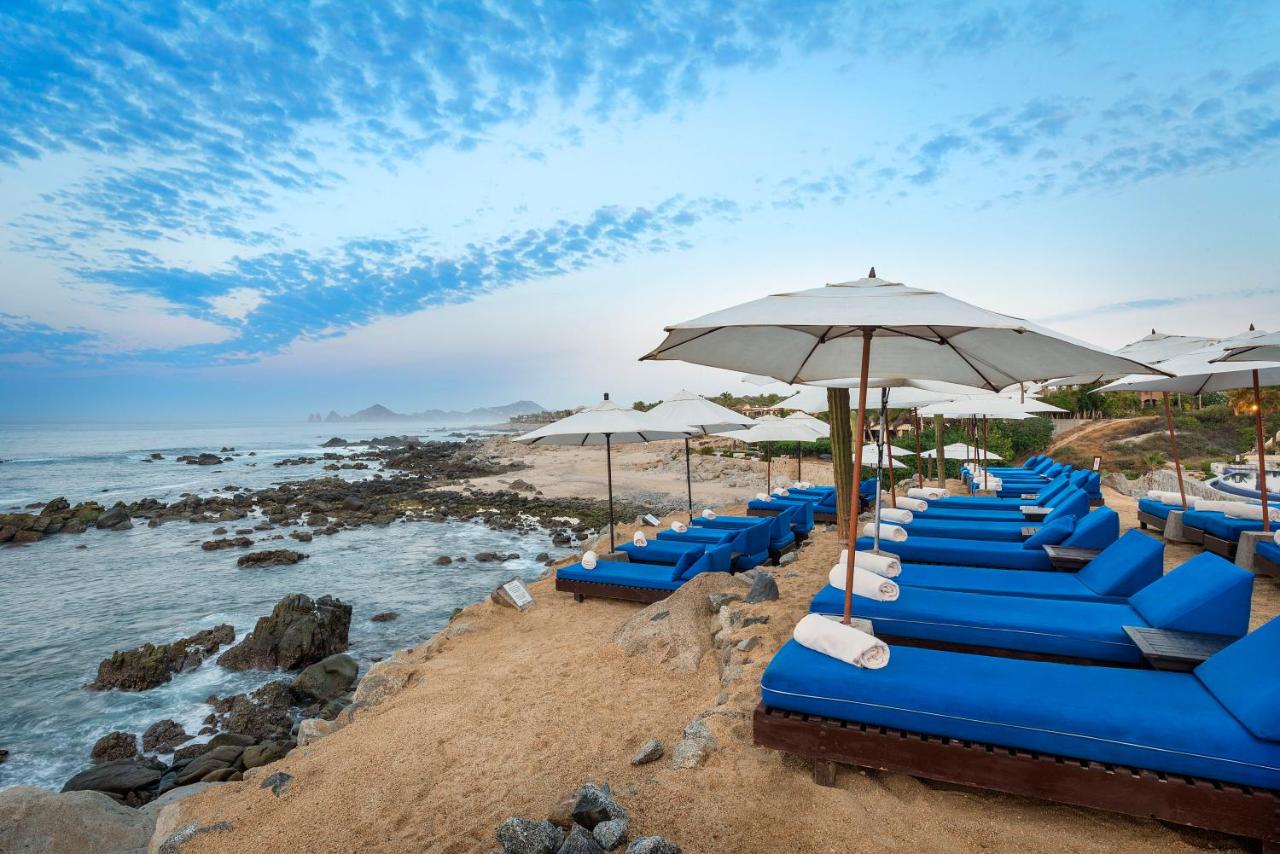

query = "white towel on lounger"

[
  {"left": 1274, "top": 529, "right": 1280, "bottom": 546},
  {"left": 907, "top": 487, "right": 949, "bottom": 500},
  {"left": 1194, "top": 499, "right": 1251, "bottom": 513},
  {"left": 835, "top": 548, "right": 901, "bottom": 578},
  {"left": 1147, "top": 490, "right": 1184, "bottom": 505},
  {"left": 794, "top": 613, "right": 889, "bottom": 669},
  {"left": 862, "top": 522, "right": 907, "bottom": 542},
  {"left": 828, "top": 563, "right": 900, "bottom": 601},
  {"left": 896, "top": 497, "right": 927, "bottom": 513},
  {"left": 670, "top": 521, "right": 688, "bottom": 533},
  {"left": 632, "top": 531, "right": 648, "bottom": 547},
  {"left": 1225, "top": 503, "right": 1280, "bottom": 521},
  {"left": 581, "top": 550, "right": 598, "bottom": 570},
  {"left": 755, "top": 492, "right": 772, "bottom": 502},
  {"left": 701, "top": 509, "right": 717, "bottom": 520},
  {"left": 880, "top": 507, "right": 913, "bottom": 524},
  {"left": 771, "top": 487, "right": 789, "bottom": 496}
]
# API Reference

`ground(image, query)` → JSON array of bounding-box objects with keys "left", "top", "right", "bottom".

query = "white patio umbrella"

[
  {"left": 917, "top": 397, "right": 1042, "bottom": 490},
  {"left": 1215, "top": 331, "right": 1280, "bottom": 363},
  {"left": 1214, "top": 333, "right": 1280, "bottom": 528},
  {"left": 719, "top": 415, "right": 827, "bottom": 490},
  {"left": 1102, "top": 342, "right": 1280, "bottom": 530},
  {"left": 514, "top": 396, "right": 694, "bottom": 549},
  {"left": 642, "top": 270, "right": 1162, "bottom": 624},
  {"left": 767, "top": 385, "right": 831, "bottom": 413},
  {"left": 919, "top": 442, "right": 1001, "bottom": 461},
  {"left": 785, "top": 412, "right": 830, "bottom": 483},
  {"left": 645, "top": 390, "right": 756, "bottom": 520}
]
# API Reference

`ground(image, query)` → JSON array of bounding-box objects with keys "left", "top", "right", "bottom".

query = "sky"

[{"left": 1, "top": 0, "right": 1278, "bottom": 421}]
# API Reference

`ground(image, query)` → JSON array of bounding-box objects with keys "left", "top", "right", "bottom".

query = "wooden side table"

[
  {"left": 1041, "top": 545, "right": 1100, "bottom": 571},
  {"left": 1122, "top": 626, "right": 1235, "bottom": 671}
]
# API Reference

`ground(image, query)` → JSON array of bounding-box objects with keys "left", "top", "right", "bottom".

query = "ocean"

[{"left": 0, "top": 421, "right": 575, "bottom": 791}]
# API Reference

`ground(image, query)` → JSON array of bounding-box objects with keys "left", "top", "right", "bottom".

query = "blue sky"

[{"left": 2, "top": 0, "right": 1278, "bottom": 420}]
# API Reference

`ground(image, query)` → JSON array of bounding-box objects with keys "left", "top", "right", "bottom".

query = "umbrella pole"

[
  {"left": 685, "top": 438, "right": 694, "bottom": 522},
  {"left": 1252, "top": 369, "right": 1272, "bottom": 533},
  {"left": 873, "top": 389, "right": 886, "bottom": 552},
  {"left": 914, "top": 408, "right": 923, "bottom": 487},
  {"left": 882, "top": 390, "right": 896, "bottom": 508},
  {"left": 796, "top": 446, "right": 802, "bottom": 483},
  {"left": 606, "top": 434, "right": 615, "bottom": 552},
  {"left": 843, "top": 330, "right": 873, "bottom": 625},
  {"left": 767, "top": 442, "right": 772, "bottom": 492},
  {"left": 982, "top": 416, "right": 989, "bottom": 491},
  {"left": 1161, "top": 392, "right": 1188, "bottom": 509}
]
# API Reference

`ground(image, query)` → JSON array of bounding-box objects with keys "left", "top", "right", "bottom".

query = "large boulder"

[
  {"left": 91, "top": 624, "right": 235, "bottom": 691},
  {"left": 291, "top": 653, "right": 358, "bottom": 702},
  {"left": 217, "top": 594, "right": 351, "bottom": 671},
  {"left": 236, "top": 549, "right": 308, "bottom": 569},
  {"left": 0, "top": 786, "right": 152, "bottom": 854},
  {"left": 61, "top": 758, "right": 163, "bottom": 798},
  {"left": 94, "top": 504, "right": 133, "bottom": 530},
  {"left": 141, "top": 720, "right": 191, "bottom": 754},
  {"left": 206, "top": 681, "right": 297, "bottom": 741},
  {"left": 351, "top": 657, "right": 415, "bottom": 708},
  {"left": 611, "top": 573, "right": 748, "bottom": 673},
  {"left": 90, "top": 731, "right": 138, "bottom": 764}
]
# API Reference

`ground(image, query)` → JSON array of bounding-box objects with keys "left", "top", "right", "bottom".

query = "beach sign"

[{"left": 501, "top": 578, "right": 534, "bottom": 609}]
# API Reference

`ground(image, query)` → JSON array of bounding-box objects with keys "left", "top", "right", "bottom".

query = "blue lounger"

[
  {"left": 996, "top": 467, "right": 1082, "bottom": 498},
  {"left": 809, "top": 552, "right": 1253, "bottom": 664},
  {"left": 913, "top": 483, "right": 1077, "bottom": 522},
  {"left": 927, "top": 474, "right": 1070, "bottom": 510},
  {"left": 758, "top": 615, "right": 1280, "bottom": 791},
  {"left": 556, "top": 547, "right": 718, "bottom": 602},
  {"left": 617, "top": 539, "right": 733, "bottom": 575},
  {"left": 895, "top": 489, "right": 1090, "bottom": 542},
  {"left": 859, "top": 507, "right": 1119, "bottom": 570},
  {"left": 696, "top": 507, "right": 797, "bottom": 560},
  {"left": 657, "top": 523, "right": 769, "bottom": 572},
  {"left": 895, "top": 530, "right": 1164, "bottom": 602},
  {"left": 1183, "top": 508, "right": 1269, "bottom": 556},
  {"left": 1138, "top": 496, "right": 1182, "bottom": 520},
  {"left": 748, "top": 496, "right": 815, "bottom": 535}
]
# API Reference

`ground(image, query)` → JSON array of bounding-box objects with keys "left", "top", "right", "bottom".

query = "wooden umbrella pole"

[
  {"left": 685, "top": 438, "right": 694, "bottom": 522},
  {"left": 1253, "top": 370, "right": 1272, "bottom": 533},
  {"left": 842, "top": 330, "right": 873, "bottom": 625},
  {"left": 982, "top": 416, "right": 989, "bottom": 491},
  {"left": 1162, "top": 392, "right": 1188, "bottom": 509},
  {"left": 913, "top": 409, "right": 923, "bottom": 487},
  {"left": 606, "top": 434, "right": 615, "bottom": 552},
  {"left": 766, "top": 442, "right": 772, "bottom": 492},
  {"left": 883, "top": 392, "right": 897, "bottom": 508}
]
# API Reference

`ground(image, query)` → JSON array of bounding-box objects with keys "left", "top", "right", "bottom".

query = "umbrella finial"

[
  {"left": 1151, "top": 328, "right": 1156, "bottom": 335},
  {"left": 868, "top": 266, "right": 877, "bottom": 278},
  {"left": 603, "top": 392, "right": 610, "bottom": 401},
  {"left": 1250, "top": 323, "right": 1256, "bottom": 331}
]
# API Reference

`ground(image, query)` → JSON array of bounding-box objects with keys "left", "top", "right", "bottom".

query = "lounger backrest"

[
  {"left": 1044, "top": 488, "right": 1089, "bottom": 522},
  {"left": 1024, "top": 455, "right": 1043, "bottom": 469},
  {"left": 1129, "top": 553, "right": 1253, "bottom": 637},
  {"left": 1068, "top": 469, "right": 1090, "bottom": 489},
  {"left": 1032, "top": 458, "right": 1055, "bottom": 474},
  {"left": 1195, "top": 616, "right": 1280, "bottom": 741},
  {"left": 677, "top": 551, "right": 714, "bottom": 581},
  {"left": 1075, "top": 530, "right": 1164, "bottom": 596},
  {"left": 1022, "top": 516, "right": 1073, "bottom": 548},
  {"left": 1061, "top": 507, "right": 1119, "bottom": 549},
  {"left": 1084, "top": 471, "right": 1101, "bottom": 496}
]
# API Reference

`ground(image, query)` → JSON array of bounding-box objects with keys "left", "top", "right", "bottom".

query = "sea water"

[{"left": 0, "top": 421, "right": 574, "bottom": 791}]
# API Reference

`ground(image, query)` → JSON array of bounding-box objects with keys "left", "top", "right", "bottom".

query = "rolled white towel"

[
  {"left": 897, "top": 497, "right": 928, "bottom": 513},
  {"left": 1274, "top": 529, "right": 1280, "bottom": 546},
  {"left": 755, "top": 492, "right": 772, "bottom": 502},
  {"left": 632, "top": 531, "right": 648, "bottom": 547},
  {"left": 1194, "top": 499, "right": 1252, "bottom": 513},
  {"left": 1225, "top": 503, "right": 1280, "bottom": 522},
  {"left": 880, "top": 507, "right": 913, "bottom": 524},
  {"left": 862, "top": 522, "right": 907, "bottom": 542},
  {"left": 827, "top": 563, "right": 900, "bottom": 601},
  {"left": 581, "top": 550, "right": 598, "bottom": 570},
  {"left": 771, "top": 487, "right": 789, "bottom": 496},
  {"left": 794, "top": 613, "right": 889, "bottom": 669},
  {"left": 908, "top": 487, "right": 949, "bottom": 500},
  {"left": 701, "top": 509, "right": 717, "bottom": 520},
  {"left": 834, "top": 549, "right": 901, "bottom": 578},
  {"left": 1147, "top": 490, "right": 1184, "bottom": 505},
  {"left": 670, "top": 521, "right": 688, "bottom": 533}
]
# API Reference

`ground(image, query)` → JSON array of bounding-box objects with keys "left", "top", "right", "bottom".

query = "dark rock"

[
  {"left": 433, "top": 555, "right": 453, "bottom": 565},
  {"left": 90, "top": 731, "right": 138, "bottom": 764},
  {"left": 593, "top": 819, "right": 629, "bottom": 851},
  {"left": 474, "top": 551, "right": 502, "bottom": 562},
  {"left": 172, "top": 743, "right": 211, "bottom": 764},
  {"left": 496, "top": 817, "right": 564, "bottom": 854},
  {"left": 572, "top": 784, "right": 628, "bottom": 831},
  {"left": 535, "top": 552, "right": 550, "bottom": 562},
  {"left": 0, "top": 749, "right": 8, "bottom": 764},
  {"left": 95, "top": 504, "right": 133, "bottom": 530},
  {"left": 509, "top": 478, "right": 536, "bottom": 492},
  {"left": 206, "top": 732, "right": 256, "bottom": 750},
  {"left": 370, "top": 611, "right": 399, "bottom": 623},
  {"left": 62, "top": 758, "right": 163, "bottom": 796},
  {"left": 321, "top": 437, "right": 348, "bottom": 447},
  {"left": 142, "top": 720, "right": 191, "bottom": 754},
  {"left": 206, "top": 682, "right": 296, "bottom": 741},
  {"left": 260, "top": 770, "right": 293, "bottom": 796},
  {"left": 201, "top": 536, "right": 253, "bottom": 551},
  {"left": 625, "top": 837, "right": 681, "bottom": 854},
  {"left": 289, "top": 530, "right": 313, "bottom": 543},
  {"left": 744, "top": 572, "right": 779, "bottom": 604},
  {"left": 291, "top": 653, "right": 358, "bottom": 701},
  {"left": 241, "top": 740, "right": 289, "bottom": 770},
  {"left": 629, "top": 739, "right": 663, "bottom": 766},
  {"left": 236, "top": 549, "right": 307, "bottom": 568},
  {"left": 217, "top": 594, "right": 351, "bottom": 671},
  {"left": 559, "top": 824, "right": 605, "bottom": 854},
  {"left": 91, "top": 624, "right": 235, "bottom": 691}
]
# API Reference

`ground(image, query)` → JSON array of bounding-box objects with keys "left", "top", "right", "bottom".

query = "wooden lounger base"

[
  {"left": 1182, "top": 525, "right": 1206, "bottom": 545},
  {"left": 877, "top": 633, "right": 1137, "bottom": 668},
  {"left": 752, "top": 704, "right": 1280, "bottom": 850},
  {"left": 1204, "top": 533, "right": 1238, "bottom": 560},
  {"left": 1089, "top": 497, "right": 1105, "bottom": 507},
  {"left": 1137, "top": 510, "right": 1166, "bottom": 533},
  {"left": 1257, "top": 551, "right": 1280, "bottom": 579},
  {"left": 555, "top": 577, "right": 670, "bottom": 605},
  {"left": 813, "top": 511, "right": 836, "bottom": 524},
  {"left": 770, "top": 541, "right": 798, "bottom": 566}
]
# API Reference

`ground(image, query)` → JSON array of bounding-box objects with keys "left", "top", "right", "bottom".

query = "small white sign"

[
  {"left": 502, "top": 578, "right": 534, "bottom": 609},
  {"left": 643, "top": 513, "right": 660, "bottom": 526}
]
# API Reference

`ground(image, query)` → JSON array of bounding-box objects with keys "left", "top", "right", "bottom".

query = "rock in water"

[
  {"left": 236, "top": 548, "right": 307, "bottom": 568},
  {"left": 61, "top": 758, "right": 163, "bottom": 796},
  {"left": 94, "top": 503, "right": 132, "bottom": 530},
  {"left": 495, "top": 816, "right": 564, "bottom": 853},
  {"left": 90, "top": 624, "right": 235, "bottom": 691},
  {"left": 370, "top": 611, "right": 399, "bottom": 622},
  {"left": 89, "top": 732, "right": 137, "bottom": 764},
  {"left": 216, "top": 594, "right": 351, "bottom": 671},
  {"left": 291, "top": 653, "right": 358, "bottom": 701},
  {"left": 142, "top": 720, "right": 191, "bottom": 754},
  {"left": 0, "top": 787, "right": 153, "bottom": 854}
]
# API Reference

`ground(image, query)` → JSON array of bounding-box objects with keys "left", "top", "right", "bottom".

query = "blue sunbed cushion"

[
  {"left": 761, "top": 639, "right": 1280, "bottom": 789},
  {"left": 1258, "top": 539, "right": 1280, "bottom": 566},
  {"left": 894, "top": 563, "right": 1098, "bottom": 600},
  {"left": 1196, "top": 617, "right": 1280, "bottom": 741},
  {"left": 1137, "top": 497, "right": 1180, "bottom": 521},
  {"left": 1074, "top": 530, "right": 1163, "bottom": 596},
  {"left": 1022, "top": 516, "right": 1072, "bottom": 548},
  {"left": 1062, "top": 507, "right": 1119, "bottom": 549},
  {"left": 1043, "top": 488, "right": 1089, "bottom": 522},
  {"left": 556, "top": 561, "right": 683, "bottom": 590},
  {"left": 617, "top": 541, "right": 700, "bottom": 581},
  {"left": 1129, "top": 553, "right": 1254, "bottom": 637}
]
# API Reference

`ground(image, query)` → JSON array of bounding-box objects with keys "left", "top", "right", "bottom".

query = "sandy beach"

[{"left": 159, "top": 440, "right": 1280, "bottom": 854}]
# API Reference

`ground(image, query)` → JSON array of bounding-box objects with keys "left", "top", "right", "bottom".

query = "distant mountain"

[{"left": 311, "top": 400, "right": 544, "bottom": 425}]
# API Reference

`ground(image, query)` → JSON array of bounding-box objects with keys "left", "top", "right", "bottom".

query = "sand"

[{"left": 173, "top": 444, "right": 1278, "bottom": 854}]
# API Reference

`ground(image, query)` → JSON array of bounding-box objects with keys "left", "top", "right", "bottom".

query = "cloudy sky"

[{"left": 2, "top": 0, "right": 1278, "bottom": 420}]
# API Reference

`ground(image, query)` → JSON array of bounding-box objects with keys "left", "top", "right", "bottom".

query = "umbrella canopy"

[
  {"left": 919, "top": 442, "right": 1001, "bottom": 461},
  {"left": 646, "top": 390, "right": 756, "bottom": 520},
  {"left": 858, "top": 444, "right": 908, "bottom": 467},
  {"left": 719, "top": 414, "right": 827, "bottom": 443},
  {"left": 514, "top": 397, "right": 694, "bottom": 549},
  {"left": 1046, "top": 331, "right": 1216, "bottom": 386},
  {"left": 916, "top": 398, "right": 1042, "bottom": 419},
  {"left": 1215, "top": 331, "right": 1280, "bottom": 364},
  {"left": 767, "top": 385, "right": 831, "bottom": 413},
  {"left": 783, "top": 411, "right": 831, "bottom": 438},
  {"left": 643, "top": 275, "right": 1162, "bottom": 388}
]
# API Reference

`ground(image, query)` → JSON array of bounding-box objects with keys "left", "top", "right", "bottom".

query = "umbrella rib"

[
  {"left": 787, "top": 327, "right": 832, "bottom": 384},
  {"left": 641, "top": 327, "right": 723, "bottom": 359},
  {"left": 929, "top": 326, "right": 1001, "bottom": 391}
]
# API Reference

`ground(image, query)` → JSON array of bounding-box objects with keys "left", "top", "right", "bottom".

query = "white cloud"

[{"left": 207, "top": 288, "right": 265, "bottom": 321}]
